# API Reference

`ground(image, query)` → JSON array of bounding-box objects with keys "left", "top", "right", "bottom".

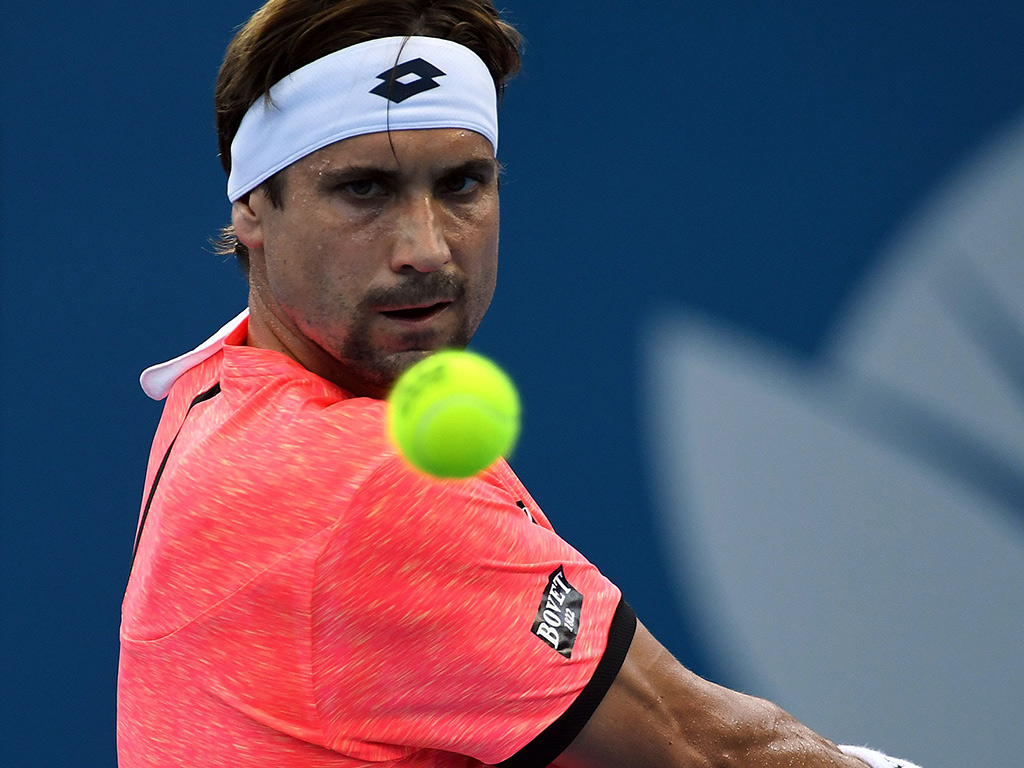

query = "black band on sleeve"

[{"left": 496, "top": 598, "right": 637, "bottom": 768}]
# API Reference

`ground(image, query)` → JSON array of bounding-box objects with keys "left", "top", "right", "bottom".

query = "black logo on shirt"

[
  {"left": 532, "top": 566, "right": 583, "bottom": 658},
  {"left": 517, "top": 500, "right": 537, "bottom": 525},
  {"left": 370, "top": 58, "right": 446, "bottom": 103}
]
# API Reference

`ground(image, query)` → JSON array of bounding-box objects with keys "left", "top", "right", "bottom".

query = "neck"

[{"left": 245, "top": 288, "right": 388, "bottom": 400}]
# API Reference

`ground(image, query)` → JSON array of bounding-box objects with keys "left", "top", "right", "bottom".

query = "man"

[{"left": 118, "top": 2, "right": 923, "bottom": 767}]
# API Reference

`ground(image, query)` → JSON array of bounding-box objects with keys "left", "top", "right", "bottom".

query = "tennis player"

[{"left": 118, "top": 2, "right": 925, "bottom": 767}]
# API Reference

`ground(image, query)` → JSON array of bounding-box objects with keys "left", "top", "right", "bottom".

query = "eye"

[
  {"left": 342, "top": 179, "right": 386, "bottom": 199},
  {"left": 441, "top": 175, "right": 481, "bottom": 195}
]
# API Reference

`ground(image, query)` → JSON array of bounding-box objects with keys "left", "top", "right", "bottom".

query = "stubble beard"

[
  {"left": 339, "top": 310, "right": 473, "bottom": 394},
  {"left": 336, "top": 271, "right": 475, "bottom": 395}
]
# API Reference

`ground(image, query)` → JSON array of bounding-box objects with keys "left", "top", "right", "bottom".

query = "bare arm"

[{"left": 554, "top": 620, "right": 867, "bottom": 768}]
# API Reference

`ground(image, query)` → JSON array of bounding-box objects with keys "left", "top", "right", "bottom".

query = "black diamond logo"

[{"left": 370, "top": 58, "right": 446, "bottom": 104}]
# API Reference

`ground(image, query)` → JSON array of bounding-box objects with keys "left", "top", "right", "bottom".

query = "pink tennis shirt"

[{"left": 118, "top": 314, "right": 635, "bottom": 768}]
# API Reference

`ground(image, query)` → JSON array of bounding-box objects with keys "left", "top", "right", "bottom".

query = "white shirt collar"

[{"left": 140, "top": 309, "right": 249, "bottom": 400}]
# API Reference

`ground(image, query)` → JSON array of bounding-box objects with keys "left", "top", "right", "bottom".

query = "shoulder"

[
  {"left": 164, "top": 358, "right": 402, "bottom": 528},
  {"left": 216, "top": 360, "right": 396, "bottom": 474},
  {"left": 345, "top": 456, "right": 537, "bottom": 535},
  {"left": 318, "top": 457, "right": 575, "bottom": 607}
]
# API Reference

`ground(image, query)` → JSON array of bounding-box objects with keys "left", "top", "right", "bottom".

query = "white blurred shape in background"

[{"left": 645, "top": 112, "right": 1024, "bottom": 768}]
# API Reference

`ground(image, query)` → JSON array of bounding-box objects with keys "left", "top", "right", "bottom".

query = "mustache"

[{"left": 366, "top": 271, "right": 466, "bottom": 309}]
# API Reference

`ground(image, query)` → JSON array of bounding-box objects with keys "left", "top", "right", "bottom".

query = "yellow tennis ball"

[{"left": 387, "top": 349, "right": 521, "bottom": 478}]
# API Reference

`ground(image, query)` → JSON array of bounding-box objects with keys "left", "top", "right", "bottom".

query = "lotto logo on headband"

[{"left": 371, "top": 58, "right": 446, "bottom": 103}]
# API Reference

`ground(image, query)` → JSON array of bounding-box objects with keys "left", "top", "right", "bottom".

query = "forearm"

[
  {"left": 634, "top": 665, "right": 866, "bottom": 768},
  {"left": 687, "top": 693, "right": 865, "bottom": 768},
  {"left": 557, "top": 621, "right": 872, "bottom": 768}
]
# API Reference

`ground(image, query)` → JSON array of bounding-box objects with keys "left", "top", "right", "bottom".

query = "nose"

[{"left": 389, "top": 195, "right": 452, "bottom": 273}]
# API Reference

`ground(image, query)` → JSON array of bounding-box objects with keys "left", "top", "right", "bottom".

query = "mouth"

[{"left": 378, "top": 300, "right": 453, "bottom": 323}]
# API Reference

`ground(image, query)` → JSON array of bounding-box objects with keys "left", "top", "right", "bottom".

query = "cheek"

[
  {"left": 267, "top": 219, "right": 368, "bottom": 289},
  {"left": 453, "top": 200, "right": 500, "bottom": 260},
  {"left": 261, "top": 236, "right": 341, "bottom": 320},
  {"left": 468, "top": 223, "right": 500, "bottom": 320}
]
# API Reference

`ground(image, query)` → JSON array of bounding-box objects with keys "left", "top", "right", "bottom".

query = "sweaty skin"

[
  {"left": 557, "top": 621, "right": 868, "bottom": 768},
  {"left": 233, "top": 127, "right": 500, "bottom": 398}
]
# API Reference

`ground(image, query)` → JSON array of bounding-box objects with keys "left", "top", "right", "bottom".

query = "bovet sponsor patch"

[{"left": 532, "top": 566, "right": 583, "bottom": 658}]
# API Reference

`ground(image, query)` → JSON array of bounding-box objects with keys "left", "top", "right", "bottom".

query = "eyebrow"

[
  {"left": 445, "top": 158, "right": 500, "bottom": 178},
  {"left": 316, "top": 157, "right": 498, "bottom": 186}
]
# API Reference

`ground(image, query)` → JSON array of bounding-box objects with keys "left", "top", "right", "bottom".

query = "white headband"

[{"left": 227, "top": 36, "right": 499, "bottom": 202}]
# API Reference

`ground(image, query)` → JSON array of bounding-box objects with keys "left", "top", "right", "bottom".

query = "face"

[{"left": 234, "top": 128, "right": 500, "bottom": 398}]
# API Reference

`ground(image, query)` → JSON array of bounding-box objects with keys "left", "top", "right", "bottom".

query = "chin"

[
  {"left": 372, "top": 349, "right": 434, "bottom": 390},
  {"left": 342, "top": 326, "right": 472, "bottom": 395}
]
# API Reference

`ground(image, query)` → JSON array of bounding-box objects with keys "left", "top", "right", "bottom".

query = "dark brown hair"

[{"left": 212, "top": 0, "right": 523, "bottom": 269}]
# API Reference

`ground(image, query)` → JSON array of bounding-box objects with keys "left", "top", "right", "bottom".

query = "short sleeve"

[{"left": 311, "top": 457, "right": 633, "bottom": 765}]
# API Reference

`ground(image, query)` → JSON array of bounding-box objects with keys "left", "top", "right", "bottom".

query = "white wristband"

[{"left": 839, "top": 745, "right": 924, "bottom": 768}]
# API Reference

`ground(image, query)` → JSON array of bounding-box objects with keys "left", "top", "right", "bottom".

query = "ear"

[{"left": 232, "top": 196, "right": 264, "bottom": 250}]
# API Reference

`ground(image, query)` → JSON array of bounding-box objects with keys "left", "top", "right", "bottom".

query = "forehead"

[{"left": 295, "top": 127, "right": 496, "bottom": 176}]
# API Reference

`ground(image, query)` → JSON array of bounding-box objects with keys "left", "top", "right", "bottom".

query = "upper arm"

[
  {"left": 310, "top": 460, "right": 628, "bottom": 765},
  {"left": 554, "top": 620, "right": 869, "bottom": 768}
]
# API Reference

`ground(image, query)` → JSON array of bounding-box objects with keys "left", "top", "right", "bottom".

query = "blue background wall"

[{"left": 3, "top": 2, "right": 1023, "bottom": 766}]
